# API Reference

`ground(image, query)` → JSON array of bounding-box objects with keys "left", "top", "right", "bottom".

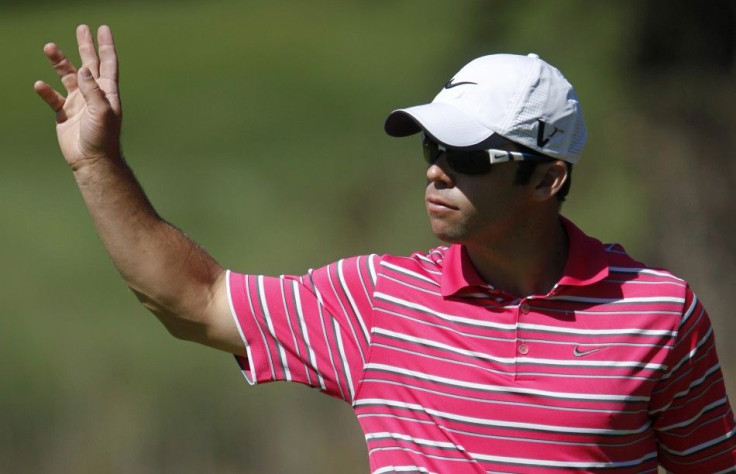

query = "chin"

[{"left": 430, "top": 227, "right": 466, "bottom": 244}]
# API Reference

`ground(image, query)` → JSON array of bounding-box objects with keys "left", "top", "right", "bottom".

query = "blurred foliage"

[{"left": 1, "top": 1, "right": 734, "bottom": 472}]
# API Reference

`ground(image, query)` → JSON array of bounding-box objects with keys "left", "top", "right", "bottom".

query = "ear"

[{"left": 532, "top": 160, "right": 568, "bottom": 202}]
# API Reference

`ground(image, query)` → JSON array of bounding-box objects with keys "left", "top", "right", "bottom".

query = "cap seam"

[{"left": 499, "top": 58, "right": 537, "bottom": 134}]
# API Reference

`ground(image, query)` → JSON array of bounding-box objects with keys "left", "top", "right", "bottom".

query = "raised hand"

[{"left": 34, "top": 24, "right": 122, "bottom": 170}]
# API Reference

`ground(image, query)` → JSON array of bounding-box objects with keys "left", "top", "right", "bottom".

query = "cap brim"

[{"left": 384, "top": 102, "right": 495, "bottom": 147}]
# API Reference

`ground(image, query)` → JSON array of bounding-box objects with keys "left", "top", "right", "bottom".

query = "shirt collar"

[{"left": 440, "top": 216, "right": 610, "bottom": 298}]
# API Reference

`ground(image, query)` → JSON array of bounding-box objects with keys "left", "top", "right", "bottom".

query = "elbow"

[
  {"left": 131, "top": 288, "right": 207, "bottom": 342},
  {"left": 152, "top": 306, "right": 210, "bottom": 343},
  {"left": 126, "top": 274, "right": 240, "bottom": 354},
  {"left": 159, "top": 317, "right": 204, "bottom": 342}
]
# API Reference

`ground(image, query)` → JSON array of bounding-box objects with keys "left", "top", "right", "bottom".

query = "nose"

[{"left": 426, "top": 156, "right": 455, "bottom": 188}]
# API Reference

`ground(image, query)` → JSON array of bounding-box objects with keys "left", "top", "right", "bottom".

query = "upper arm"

[
  {"left": 200, "top": 269, "right": 246, "bottom": 356},
  {"left": 226, "top": 255, "right": 379, "bottom": 399},
  {"left": 651, "top": 287, "right": 736, "bottom": 471},
  {"left": 143, "top": 267, "right": 246, "bottom": 356}
]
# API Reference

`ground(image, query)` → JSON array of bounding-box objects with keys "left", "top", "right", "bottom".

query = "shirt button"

[
  {"left": 518, "top": 343, "right": 529, "bottom": 355},
  {"left": 520, "top": 302, "right": 531, "bottom": 314}
]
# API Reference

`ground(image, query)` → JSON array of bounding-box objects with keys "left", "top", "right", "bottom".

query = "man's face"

[{"left": 424, "top": 151, "right": 532, "bottom": 247}]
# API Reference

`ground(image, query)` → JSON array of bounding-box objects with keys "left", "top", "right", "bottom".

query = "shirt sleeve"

[
  {"left": 650, "top": 285, "right": 736, "bottom": 472},
  {"left": 226, "top": 254, "right": 379, "bottom": 403}
]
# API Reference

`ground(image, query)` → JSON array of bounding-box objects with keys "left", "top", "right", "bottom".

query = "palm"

[
  {"left": 56, "top": 89, "right": 91, "bottom": 163},
  {"left": 58, "top": 87, "right": 119, "bottom": 166}
]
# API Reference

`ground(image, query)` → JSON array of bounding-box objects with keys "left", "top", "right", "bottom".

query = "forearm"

[{"left": 73, "top": 154, "right": 225, "bottom": 338}]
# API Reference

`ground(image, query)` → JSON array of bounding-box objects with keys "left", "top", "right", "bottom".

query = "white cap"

[{"left": 385, "top": 53, "right": 586, "bottom": 164}]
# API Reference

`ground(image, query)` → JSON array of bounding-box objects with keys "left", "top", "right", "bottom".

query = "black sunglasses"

[{"left": 422, "top": 135, "right": 548, "bottom": 175}]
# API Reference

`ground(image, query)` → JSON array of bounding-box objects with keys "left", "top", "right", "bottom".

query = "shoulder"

[
  {"left": 306, "top": 249, "right": 446, "bottom": 289},
  {"left": 306, "top": 254, "right": 384, "bottom": 287},
  {"left": 603, "top": 243, "right": 684, "bottom": 282},
  {"left": 379, "top": 246, "right": 448, "bottom": 275},
  {"left": 602, "top": 242, "right": 691, "bottom": 303}
]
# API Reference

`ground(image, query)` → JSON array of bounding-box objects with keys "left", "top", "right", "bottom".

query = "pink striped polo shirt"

[{"left": 226, "top": 218, "right": 736, "bottom": 473}]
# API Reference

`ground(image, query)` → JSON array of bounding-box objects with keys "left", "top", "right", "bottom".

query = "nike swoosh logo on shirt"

[{"left": 573, "top": 346, "right": 604, "bottom": 357}]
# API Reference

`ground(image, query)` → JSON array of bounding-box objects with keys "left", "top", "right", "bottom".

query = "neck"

[{"left": 465, "top": 214, "right": 568, "bottom": 298}]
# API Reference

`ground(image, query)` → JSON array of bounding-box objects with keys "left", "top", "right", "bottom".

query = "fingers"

[
  {"left": 76, "top": 67, "right": 110, "bottom": 117},
  {"left": 77, "top": 24, "right": 100, "bottom": 78},
  {"left": 33, "top": 80, "right": 68, "bottom": 122},
  {"left": 37, "top": 25, "right": 119, "bottom": 121},
  {"left": 43, "top": 42, "right": 78, "bottom": 94},
  {"left": 97, "top": 25, "right": 118, "bottom": 84}
]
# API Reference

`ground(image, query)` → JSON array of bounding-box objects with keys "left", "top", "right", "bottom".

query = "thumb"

[{"left": 77, "top": 67, "right": 109, "bottom": 114}]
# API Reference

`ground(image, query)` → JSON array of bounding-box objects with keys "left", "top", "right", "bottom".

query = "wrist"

[
  {"left": 70, "top": 149, "right": 123, "bottom": 170},
  {"left": 71, "top": 151, "right": 127, "bottom": 184}
]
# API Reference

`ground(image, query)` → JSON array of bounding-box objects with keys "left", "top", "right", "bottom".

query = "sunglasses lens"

[
  {"left": 422, "top": 138, "right": 491, "bottom": 175},
  {"left": 422, "top": 139, "right": 439, "bottom": 164},
  {"left": 446, "top": 150, "right": 491, "bottom": 175}
]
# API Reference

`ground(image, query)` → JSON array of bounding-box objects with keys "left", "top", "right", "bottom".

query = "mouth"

[{"left": 426, "top": 196, "right": 459, "bottom": 212}]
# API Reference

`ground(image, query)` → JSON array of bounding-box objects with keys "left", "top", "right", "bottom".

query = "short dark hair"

[
  {"left": 446, "top": 134, "right": 573, "bottom": 202},
  {"left": 514, "top": 159, "right": 572, "bottom": 202},
  {"left": 472, "top": 134, "right": 573, "bottom": 202}
]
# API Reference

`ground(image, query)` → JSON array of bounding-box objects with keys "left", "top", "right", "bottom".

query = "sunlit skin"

[
  {"left": 424, "top": 151, "right": 570, "bottom": 297},
  {"left": 425, "top": 155, "right": 529, "bottom": 245},
  {"left": 34, "top": 25, "right": 242, "bottom": 356}
]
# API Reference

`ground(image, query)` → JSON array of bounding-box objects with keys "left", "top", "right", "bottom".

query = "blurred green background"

[{"left": 1, "top": 1, "right": 734, "bottom": 472}]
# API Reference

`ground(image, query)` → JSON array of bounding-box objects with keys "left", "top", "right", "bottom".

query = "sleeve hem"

[{"left": 226, "top": 269, "right": 257, "bottom": 385}]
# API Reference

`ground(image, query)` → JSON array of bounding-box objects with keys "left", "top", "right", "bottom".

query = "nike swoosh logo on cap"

[
  {"left": 444, "top": 78, "right": 478, "bottom": 89},
  {"left": 573, "top": 346, "right": 604, "bottom": 357}
]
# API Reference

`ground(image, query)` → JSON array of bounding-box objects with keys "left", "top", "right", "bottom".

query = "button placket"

[
  {"left": 516, "top": 299, "right": 531, "bottom": 359},
  {"left": 517, "top": 297, "right": 539, "bottom": 360}
]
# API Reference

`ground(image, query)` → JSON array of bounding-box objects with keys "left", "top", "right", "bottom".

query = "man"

[{"left": 35, "top": 25, "right": 735, "bottom": 473}]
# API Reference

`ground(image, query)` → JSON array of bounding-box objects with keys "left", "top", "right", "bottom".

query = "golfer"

[{"left": 35, "top": 25, "right": 736, "bottom": 473}]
